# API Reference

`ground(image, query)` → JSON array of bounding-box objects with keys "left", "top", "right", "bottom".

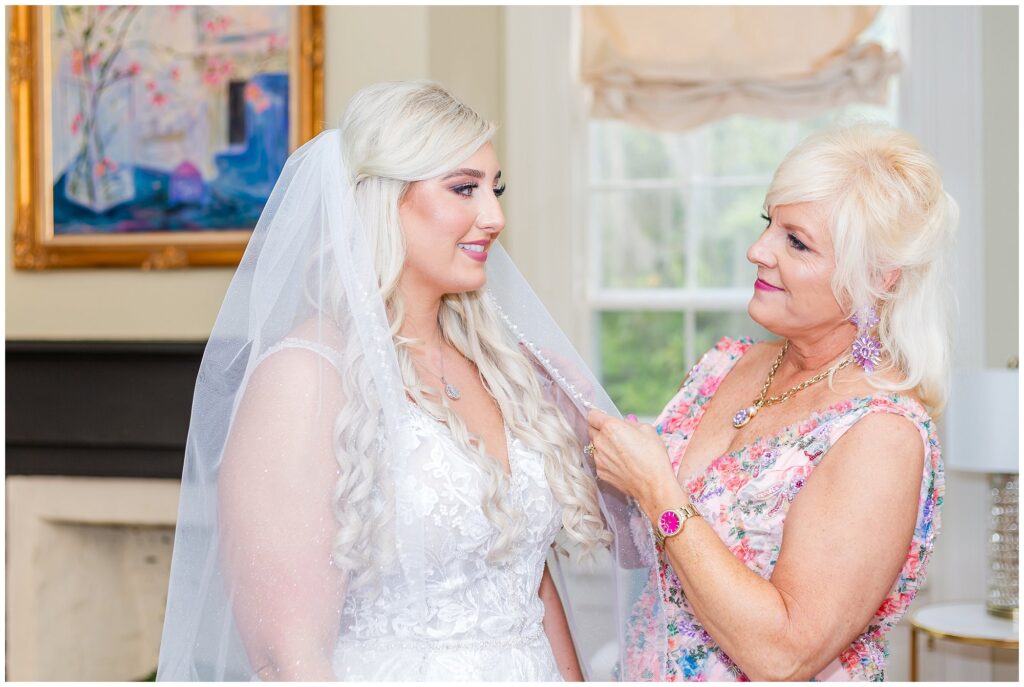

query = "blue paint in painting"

[
  {"left": 169, "top": 162, "right": 206, "bottom": 205},
  {"left": 211, "top": 73, "right": 290, "bottom": 203},
  {"left": 53, "top": 72, "right": 289, "bottom": 234}
]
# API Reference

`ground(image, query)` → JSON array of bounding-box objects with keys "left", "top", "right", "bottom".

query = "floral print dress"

[{"left": 625, "top": 337, "right": 944, "bottom": 682}]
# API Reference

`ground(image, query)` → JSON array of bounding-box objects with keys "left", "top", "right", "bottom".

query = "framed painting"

[{"left": 9, "top": 5, "right": 324, "bottom": 269}]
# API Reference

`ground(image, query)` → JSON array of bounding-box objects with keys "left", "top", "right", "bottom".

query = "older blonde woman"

[{"left": 587, "top": 123, "right": 954, "bottom": 681}]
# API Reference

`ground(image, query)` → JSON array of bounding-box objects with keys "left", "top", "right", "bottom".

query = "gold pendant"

[{"left": 732, "top": 405, "right": 757, "bottom": 429}]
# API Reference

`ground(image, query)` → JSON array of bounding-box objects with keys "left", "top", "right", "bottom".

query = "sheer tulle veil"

[{"left": 156, "top": 122, "right": 667, "bottom": 680}]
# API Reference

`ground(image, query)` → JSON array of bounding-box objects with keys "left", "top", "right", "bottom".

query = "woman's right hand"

[{"left": 586, "top": 409, "right": 683, "bottom": 517}]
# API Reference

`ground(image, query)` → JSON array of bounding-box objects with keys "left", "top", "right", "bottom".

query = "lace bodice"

[{"left": 333, "top": 401, "right": 565, "bottom": 680}]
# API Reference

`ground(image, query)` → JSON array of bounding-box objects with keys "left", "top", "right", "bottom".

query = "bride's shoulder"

[
  {"left": 285, "top": 317, "right": 347, "bottom": 348},
  {"left": 254, "top": 318, "right": 348, "bottom": 378}
]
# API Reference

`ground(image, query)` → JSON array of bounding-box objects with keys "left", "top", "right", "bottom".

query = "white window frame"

[{"left": 502, "top": 5, "right": 985, "bottom": 371}]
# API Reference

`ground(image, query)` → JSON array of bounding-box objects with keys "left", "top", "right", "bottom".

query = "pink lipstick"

[
  {"left": 457, "top": 240, "right": 489, "bottom": 262},
  {"left": 755, "top": 278, "right": 783, "bottom": 292}
]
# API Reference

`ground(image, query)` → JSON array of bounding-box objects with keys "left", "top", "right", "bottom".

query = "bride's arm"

[
  {"left": 539, "top": 562, "right": 584, "bottom": 681},
  {"left": 219, "top": 347, "right": 346, "bottom": 680}
]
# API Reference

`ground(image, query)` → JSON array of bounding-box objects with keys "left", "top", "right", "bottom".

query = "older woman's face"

[
  {"left": 398, "top": 142, "right": 505, "bottom": 299},
  {"left": 746, "top": 201, "right": 848, "bottom": 339}
]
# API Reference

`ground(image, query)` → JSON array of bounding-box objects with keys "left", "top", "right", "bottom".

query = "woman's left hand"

[{"left": 587, "top": 409, "right": 676, "bottom": 506}]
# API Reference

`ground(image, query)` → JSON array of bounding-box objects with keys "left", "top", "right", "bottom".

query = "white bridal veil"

[{"left": 156, "top": 130, "right": 667, "bottom": 680}]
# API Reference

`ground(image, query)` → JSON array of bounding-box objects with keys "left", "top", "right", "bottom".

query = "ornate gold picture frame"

[{"left": 9, "top": 5, "right": 323, "bottom": 269}]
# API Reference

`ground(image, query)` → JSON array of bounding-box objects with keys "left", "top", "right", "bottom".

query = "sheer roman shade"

[{"left": 581, "top": 6, "right": 899, "bottom": 131}]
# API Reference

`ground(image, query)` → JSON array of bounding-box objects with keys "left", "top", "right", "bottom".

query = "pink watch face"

[{"left": 659, "top": 509, "right": 682, "bottom": 537}]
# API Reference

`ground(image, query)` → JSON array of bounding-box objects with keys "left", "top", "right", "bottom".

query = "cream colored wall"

[
  {"left": 981, "top": 6, "right": 1019, "bottom": 367},
  {"left": 5, "top": 6, "right": 502, "bottom": 341}
]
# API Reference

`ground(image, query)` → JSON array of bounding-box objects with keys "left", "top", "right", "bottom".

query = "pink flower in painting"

[
  {"left": 152, "top": 92, "right": 168, "bottom": 107},
  {"left": 70, "top": 112, "right": 83, "bottom": 134},
  {"left": 128, "top": 62, "right": 141, "bottom": 76},
  {"left": 203, "top": 15, "right": 232, "bottom": 35},
  {"left": 146, "top": 79, "right": 157, "bottom": 92},
  {"left": 203, "top": 57, "right": 235, "bottom": 87},
  {"left": 244, "top": 83, "right": 271, "bottom": 113},
  {"left": 71, "top": 50, "right": 84, "bottom": 76},
  {"left": 94, "top": 157, "right": 117, "bottom": 177}
]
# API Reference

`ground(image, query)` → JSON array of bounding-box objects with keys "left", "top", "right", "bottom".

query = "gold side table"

[{"left": 909, "top": 601, "right": 1019, "bottom": 681}]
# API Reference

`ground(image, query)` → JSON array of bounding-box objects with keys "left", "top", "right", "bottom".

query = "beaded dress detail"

[{"left": 332, "top": 401, "right": 565, "bottom": 681}]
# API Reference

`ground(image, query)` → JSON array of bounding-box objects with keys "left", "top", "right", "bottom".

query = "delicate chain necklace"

[
  {"left": 414, "top": 339, "right": 461, "bottom": 401},
  {"left": 732, "top": 341, "right": 853, "bottom": 429}
]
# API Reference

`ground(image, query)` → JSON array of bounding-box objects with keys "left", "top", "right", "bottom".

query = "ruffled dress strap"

[{"left": 655, "top": 336, "right": 756, "bottom": 474}]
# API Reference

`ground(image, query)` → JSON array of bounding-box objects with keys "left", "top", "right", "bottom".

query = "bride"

[{"left": 156, "top": 81, "right": 661, "bottom": 681}]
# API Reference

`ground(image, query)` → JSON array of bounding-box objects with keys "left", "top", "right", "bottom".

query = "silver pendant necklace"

[
  {"left": 415, "top": 338, "right": 461, "bottom": 401},
  {"left": 438, "top": 340, "right": 461, "bottom": 401}
]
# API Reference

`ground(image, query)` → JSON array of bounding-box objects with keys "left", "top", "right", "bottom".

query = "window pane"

[
  {"left": 705, "top": 117, "right": 812, "bottom": 177},
  {"left": 590, "top": 120, "right": 675, "bottom": 181},
  {"left": 598, "top": 311, "right": 687, "bottom": 417},
  {"left": 693, "top": 310, "right": 774, "bottom": 365},
  {"left": 593, "top": 189, "right": 686, "bottom": 288},
  {"left": 691, "top": 184, "right": 767, "bottom": 288}
]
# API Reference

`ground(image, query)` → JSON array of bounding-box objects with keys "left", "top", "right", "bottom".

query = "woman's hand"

[{"left": 586, "top": 409, "right": 678, "bottom": 511}]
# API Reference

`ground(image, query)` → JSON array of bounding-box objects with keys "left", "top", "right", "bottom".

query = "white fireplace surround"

[{"left": 6, "top": 476, "right": 180, "bottom": 681}]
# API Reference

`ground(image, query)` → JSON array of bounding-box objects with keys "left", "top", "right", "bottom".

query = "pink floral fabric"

[{"left": 625, "top": 337, "right": 944, "bottom": 681}]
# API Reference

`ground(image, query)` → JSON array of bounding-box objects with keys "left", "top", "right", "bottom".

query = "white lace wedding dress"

[{"left": 331, "top": 402, "right": 565, "bottom": 681}]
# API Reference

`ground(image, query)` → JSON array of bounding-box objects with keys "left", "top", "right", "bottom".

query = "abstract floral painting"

[
  {"left": 10, "top": 5, "right": 322, "bottom": 268},
  {"left": 51, "top": 6, "right": 291, "bottom": 234}
]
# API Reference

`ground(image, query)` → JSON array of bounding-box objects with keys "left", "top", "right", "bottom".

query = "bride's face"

[{"left": 398, "top": 142, "right": 506, "bottom": 298}]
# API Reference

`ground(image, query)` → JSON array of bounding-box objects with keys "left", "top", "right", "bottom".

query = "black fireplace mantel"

[{"left": 6, "top": 340, "right": 205, "bottom": 479}]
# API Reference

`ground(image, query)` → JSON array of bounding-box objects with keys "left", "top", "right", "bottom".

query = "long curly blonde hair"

[{"left": 323, "top": 81, "right": 610, "bottom": 591}]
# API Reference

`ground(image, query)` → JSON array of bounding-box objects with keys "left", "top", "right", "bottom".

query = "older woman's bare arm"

[
  {"left": 219, "top": 347, "right": 346, "bottom": 680},
  {"left": 589, "top": 409, "right": 924, "bottom": 681}
]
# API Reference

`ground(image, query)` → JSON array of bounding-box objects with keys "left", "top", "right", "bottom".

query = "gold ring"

[{"left": 583, "top": 443, "right": 596, "bottom": 458}]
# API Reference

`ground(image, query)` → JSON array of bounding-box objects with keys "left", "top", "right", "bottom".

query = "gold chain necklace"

[{"left": 732, "top": 341, "right": 854, "bottom": 429}]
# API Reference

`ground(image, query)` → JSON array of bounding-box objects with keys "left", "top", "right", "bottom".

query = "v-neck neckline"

[
  {"left": 405, "top": 398, "right": 516, "bottom": 480},
  {"left": 671, "top": 344, "right": 928, "bottom": 490}
]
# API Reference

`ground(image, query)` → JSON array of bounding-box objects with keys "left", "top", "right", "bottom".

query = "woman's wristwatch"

[{"left": 655, "top": 503, "right": 700, "bottom": 543}]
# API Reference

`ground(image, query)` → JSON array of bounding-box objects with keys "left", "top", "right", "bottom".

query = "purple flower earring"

[{"left": 850, "top": 307, "right": 882, "bottom": 373}]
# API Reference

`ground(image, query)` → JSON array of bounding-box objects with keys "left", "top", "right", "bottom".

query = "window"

[{"left": 585, "top": 8, "right": 902, "bottom": 418}]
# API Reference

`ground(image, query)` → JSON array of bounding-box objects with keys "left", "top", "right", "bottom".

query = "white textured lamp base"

[{"left": 988, "top": 473, "right": 1018, "bottom": 619}]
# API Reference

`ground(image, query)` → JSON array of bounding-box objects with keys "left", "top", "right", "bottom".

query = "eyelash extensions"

[{"left": 453, "top": 182, "right": 507, "bottom": 198}]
